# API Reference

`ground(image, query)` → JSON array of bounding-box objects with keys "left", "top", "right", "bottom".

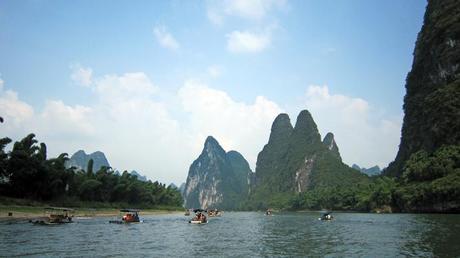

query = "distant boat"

[
  {"left": 189, "top": 209, "right": 207, "bottom": 224},
  {"left": 31, "top": 207, "right": 74, "bottom": 225},
  {"left": 109, "top": 209, "right": 142, "bottom": 224},
  {"left": 208, "top": 209, "right": 223, "bottom": 217},
  {"left": 319, "top": 211, "right": 333, "bottom": 221}
]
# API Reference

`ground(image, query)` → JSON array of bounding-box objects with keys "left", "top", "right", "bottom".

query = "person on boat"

[{"left": 201, "top": 213, "right": 207, "bottom": 223}]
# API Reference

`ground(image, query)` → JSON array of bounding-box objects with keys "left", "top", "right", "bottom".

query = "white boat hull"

[{"left": 189, "top": 220, "right": 207, "bottom": 224}]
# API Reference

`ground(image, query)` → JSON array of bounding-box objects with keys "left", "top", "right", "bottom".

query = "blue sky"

[{"left": 0, "top": 0, "right": 426, "bottom": 184}]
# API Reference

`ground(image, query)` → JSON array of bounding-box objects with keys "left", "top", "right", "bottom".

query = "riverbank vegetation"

[
  {"left": 278, "top": 145, "right": 460, "bottom": 213},
  {"left": 0, "top": 134, "right": 183, "bottom": 209}
]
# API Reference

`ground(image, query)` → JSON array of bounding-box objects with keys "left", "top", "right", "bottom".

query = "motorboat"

[{"left": 109, "top": 209, "right": 142, "bottom": 224}]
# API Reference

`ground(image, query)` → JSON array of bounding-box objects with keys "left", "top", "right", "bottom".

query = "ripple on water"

[{"left": 1, "top": 212, "right": 459, "bottom": 257}]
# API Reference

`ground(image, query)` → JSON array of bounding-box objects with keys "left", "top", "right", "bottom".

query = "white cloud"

[
  {"left": 0, "top": 81, "right": 34, "bottom": 127},
  {"left": 207, "top": 0, "right": 287, "bottom": 24},
  {"left": 227, "top": 30, "right": 271, "bottom": 53},
  {"left": 178, "top": 79, "right": 283, "bottom": 167},
  {"left": 0, "top": 79, "right": 93, "bottom": 153},
  {"left": 39, "top": 100, "right": 94, "bottom": 137},
  {"left": 303, "top": 85, "right": 402, "bottom": 169},
  {"left": 70, "top": 64, "right": 93, "bottom": 86},
  {"left": 153, "top": 26, "right": 180, "bottom": 50},
  {"left": 0, "top": 73, "right": 187, "bottom": 184},
  {"left": 0, "top": 72, "right": 402, "bottom": 185},
  {"left": 94, "top": 72, "right": 157, "bottom": 103},
  {"left": 225, "top": 0, "right": 286, "bottom": 20}
]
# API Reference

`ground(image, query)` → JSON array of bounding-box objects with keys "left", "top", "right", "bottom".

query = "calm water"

[{"left": 1, "top": 212, "right": 459, "bottom": 257}]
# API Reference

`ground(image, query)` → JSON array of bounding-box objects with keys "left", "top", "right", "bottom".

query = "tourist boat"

[
  {"left": 189, "top": 209, "right": 207, "bottom": 224},
  {"left": 31, "top": 207, "right": 75, "bottom": 225},
  {"left": 265, "top": 209, "right": 273, "bottom": 216},
  {"left": 208, "top": 209, "right": 223, "bottom": 217},
  {"left": 109, "top": 209, "right": 142, "bottom": 224},
  {"left": 319, "top": 212, "right": 333, "bottom": 221}
]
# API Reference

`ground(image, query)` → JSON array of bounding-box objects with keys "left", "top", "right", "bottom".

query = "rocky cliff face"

[
  {"left": 66, "top": 150, "right": 110, "bottom": 172},
  {"left": 178, "top": 183, "right": 185, "bottom": 196},
  {"left": 183, "top": 136, "right": 253, "bottom": 209},
  {"left": 322, "top": 132, "right": 341, "bottom": 161},
  {"left": 386, "top": 0, "right": 460, "bottom": 176},
  {"left": 249, "top": 110, "right": 367, "bottom": 208}
]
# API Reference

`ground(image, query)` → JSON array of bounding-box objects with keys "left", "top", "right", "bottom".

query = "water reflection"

[
  {"left": 401, "top": 214, "right": 460, "bottom": 257},
  {"left": 0, "top": 212, "right": 459, "bottom": 257}
]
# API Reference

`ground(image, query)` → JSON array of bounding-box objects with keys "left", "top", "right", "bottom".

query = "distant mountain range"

[
  {"left": 66, "top": 150, "right": 149, "bottom": 181},
  {"left": 65, "top": 150, "right": 110, "bottom": 172},
  {"left": 130, "top": 170, "right": 148, "bottom": 182},
  {"left": 248, "top": 110, "right": 368, "bottom": 209},
  {"left": 352, "top": 164, "right": 381, "bottom": 176},
  {"left": 183, "top": 110, "right": 369, "bottom": 210}
]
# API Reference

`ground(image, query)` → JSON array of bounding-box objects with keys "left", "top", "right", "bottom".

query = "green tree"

[
  {"left": 6, "top": 134, "right": 42, "bottom": 198},
  {"left": 79, "top": 179, "right": 102, "bottom": 201},
  {"left": 87, "top": 159, "right": 94, "bottom": 178},
  {"left": 0, "top": 137, "right": 12, "bottom": 178}
]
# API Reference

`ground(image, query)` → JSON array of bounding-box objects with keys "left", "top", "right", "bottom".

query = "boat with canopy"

[
  {"left": 109, "top": 209, "right": 142, "bottom": 224},
  {"left": 31, "top": 207, "right": 75, "bottom": 225},
  {"left": 189, "top": 209, "right": 208, "bottom": 224}
]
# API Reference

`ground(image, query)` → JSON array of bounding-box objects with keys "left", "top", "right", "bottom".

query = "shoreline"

[{"left": 0, "top": 205, "right": 182, "bottom": 221}]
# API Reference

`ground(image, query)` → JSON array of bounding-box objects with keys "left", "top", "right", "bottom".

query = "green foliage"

[
  {"left": 0, "top": 134, "right": 183, "bottom": 208},
  {"left": 285, "top": 145, "right": 460, "bottom": 213},
  {"left": 284, "top": 177, "right": 396, "bottom": 212},
  {"left": 79, "top": 179, "right": 102, "bottom": 201},
  {"left": 248, "top": 111, "right": 369, "bottom": 210},
  {"left": 86, "top": 158, "right": 94, "bottom": 178},
  {"left": 393, "top": 145, "right": 460, "bottom": 212},
  {"left": 0, "top": 137, "right": 12, "bottom": 178},
  {"left": 403, "top": 145, "right": 460, "bottom": 183},
  {"left": 385, "top": 0, "right": 460, "bottom": 177}
]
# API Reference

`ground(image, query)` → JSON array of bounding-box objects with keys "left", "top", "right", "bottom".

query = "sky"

[{"left": 0, "top": 0, "right": 427, "bottom": 185}]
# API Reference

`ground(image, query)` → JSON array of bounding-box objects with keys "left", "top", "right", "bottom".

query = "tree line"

[
  {"left": 287, "top": 145, "right": 460, "bottom": 212},
  {"left": 0, "top": 133, "right": 183, "bottom": 208}
]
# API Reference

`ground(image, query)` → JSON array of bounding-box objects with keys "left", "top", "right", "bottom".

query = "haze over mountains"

[
  {"left": 66, "top": 150, "right": 149, "bottom": 181},
  {"left": 352, "top": 164, "right": 381, "bottom": 176},
  {"left": 65, "top": 150, "right": 110, "bottom": 172}
]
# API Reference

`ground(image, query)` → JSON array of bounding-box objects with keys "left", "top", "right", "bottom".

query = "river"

[{"left": 1, "top": 212, "right": 459, "bottom": 257}]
